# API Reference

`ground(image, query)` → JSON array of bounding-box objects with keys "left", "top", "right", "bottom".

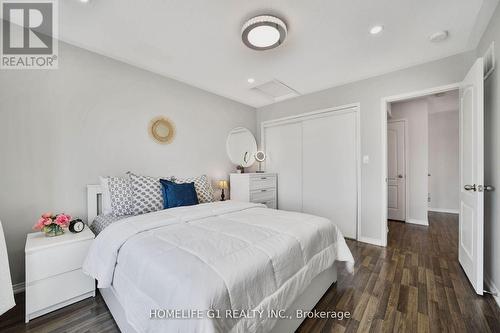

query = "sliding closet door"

[
  {"left": 302, "top": 110, "right": 358, "bottom": 239},
  {"left": 264, "top": 122, "right": 302, "bottom": 211}
]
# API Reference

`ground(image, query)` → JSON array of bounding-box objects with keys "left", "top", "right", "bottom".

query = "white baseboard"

[
  {"left": 358, "top": 236, "right": 384, "bottom": 247},
  {"left": 13, "top": 282, "right": 25, "bottom": 294},
  {"left": 406, "top": 218, "right": 429, "bottom": 226},
  {"left": 428, "top": 207, "right": 460, "bottom": 214},
  {"left": 484, "top": 274, "right": 500, "bottom": 309}
]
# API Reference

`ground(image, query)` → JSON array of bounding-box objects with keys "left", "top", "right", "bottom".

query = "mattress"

[{"left": 83, "top": 201, "right": 354, "bottom": 333}]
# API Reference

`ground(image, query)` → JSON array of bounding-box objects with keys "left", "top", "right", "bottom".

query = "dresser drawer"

[
  {"left": 250, "top": 188, "right": 276, "bottom": 202},
  {"left": 249, "top": 175, "right": 276, "bottom": 190},
  {"left": 26, "top": 268, "right": 95, "bottom": 314},
  {"left": 26, "top": 239, "right": 92, "bottom": 283},
  {"left": 252, "top": 200, "right": 276, "bottom": 209}
]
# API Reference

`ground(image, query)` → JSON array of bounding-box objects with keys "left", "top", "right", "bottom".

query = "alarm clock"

[{"left": 69, "top": 219, "right": 85, "bottom": 233}]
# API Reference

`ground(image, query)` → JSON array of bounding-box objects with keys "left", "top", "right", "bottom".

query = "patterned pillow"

[
  {"left": 128, "top": 172, "right": 173, "bottom": 215},
  {"left": 174, "top": 175, "right": 214, "bottom": 203},
  {"left": 107, "top": 177, "right": 134, "bottom": 216},
  {"left": 90, "top": 214, "right": 130, "bottom": 235}
]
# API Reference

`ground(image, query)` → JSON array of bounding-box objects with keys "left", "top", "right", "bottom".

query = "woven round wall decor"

[{"left": 149, "top": 116, "right": 175, "bottom": 144}]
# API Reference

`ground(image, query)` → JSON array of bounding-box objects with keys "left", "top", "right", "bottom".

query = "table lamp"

[{"left": 217, "top": 180, "right": 229, "bottom": 201}]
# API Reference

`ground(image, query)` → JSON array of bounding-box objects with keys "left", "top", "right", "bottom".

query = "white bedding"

[{"left": 83, "top": 201, "right": 354, "bottom": 333}]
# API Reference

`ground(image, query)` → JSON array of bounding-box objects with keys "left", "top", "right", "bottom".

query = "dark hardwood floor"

[
  {"left": 297, "top": 212, "right": 500, "bottom": 333},
  {"left": 1, "top": 212, "right": 499, "bottom": 332},
  {"left": 0, "top": 291, "right": 118, "bottom": 333}
]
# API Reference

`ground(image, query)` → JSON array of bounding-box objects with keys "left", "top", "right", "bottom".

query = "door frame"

[
  {"left": 387, "top": 118, "right": 409, "bottom": 222},
  {"left": 261, "top": 103, "right": 361, "bottom": 240},
  {"left": 380, "top": 83, "right": 460, "bottom": 246}
]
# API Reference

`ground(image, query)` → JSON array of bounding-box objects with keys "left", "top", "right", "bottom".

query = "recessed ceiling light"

[
  {"left": 370, "top": 25, "right": 384, "bottom": 35},
  {"left": 429, "top": 30, "right": 449, "bottom": 43},
  {"left": 247, "top": 78, "right": 255, "bottom": 84},
  {"left": 242, "top": 15, "right": 287, "bottom": 51},
  {"left": 79, "top": 0, "right": 90, "bottom": 3}
]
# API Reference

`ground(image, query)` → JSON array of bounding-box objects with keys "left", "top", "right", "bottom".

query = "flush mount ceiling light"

[
  {"left": 241, "top": 15, "right": 287, "bottom": 51},
  {"left": 370, "top": 25, "right": 384, "bottom": 35}
]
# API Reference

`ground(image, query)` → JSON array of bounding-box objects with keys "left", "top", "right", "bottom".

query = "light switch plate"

[{"left": 362, "top": 155, "right": 370, "bottom": 164}]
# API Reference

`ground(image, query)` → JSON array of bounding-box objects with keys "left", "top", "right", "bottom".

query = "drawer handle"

[
  {"left": 261, "top": 189, "right": 267, "bottom": 192},
  {"left": 260, "top": 177, "right": 267, "bottom": 180}
]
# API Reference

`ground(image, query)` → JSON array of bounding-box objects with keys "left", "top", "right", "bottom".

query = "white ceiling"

[{"left": 59, "top": 0, "right": 497, "bottom": 107}]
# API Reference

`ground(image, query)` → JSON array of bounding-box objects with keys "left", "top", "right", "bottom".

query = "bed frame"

[{"left": 87, "top": 185, "right": 338, "bottom": 333}]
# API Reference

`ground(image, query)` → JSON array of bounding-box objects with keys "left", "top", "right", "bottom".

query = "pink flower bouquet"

[{"left": 33, "top": 212, "right": 72, "bottom": 237}]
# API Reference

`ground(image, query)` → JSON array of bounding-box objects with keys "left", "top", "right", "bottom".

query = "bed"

[{"left": 84, "top": 185, "right": 354, "bottom": 333}]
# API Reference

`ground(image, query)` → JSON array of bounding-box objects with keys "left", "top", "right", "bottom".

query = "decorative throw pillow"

[
  {"left": 128, "top": 172, "right": 171, "bottom": 215},
  {"left": 90, "top": 214, "right": 130, "bottom": 235},
  {"left": 160, "top": 179, "right": 199, "bottom": 209},
  {"left": 107, "top": 177, "right": 134, "bottom": 216},
  {"left": 174, "top": 175, "right": 214, "bottom": 203}
]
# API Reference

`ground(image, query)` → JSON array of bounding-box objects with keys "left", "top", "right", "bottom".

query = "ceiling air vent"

[
  {"left": 251, "top": 79, "right": 300, "bottom": 102},
  {"left": 484, "top": 42, "right": 495, "bottom": 80}
]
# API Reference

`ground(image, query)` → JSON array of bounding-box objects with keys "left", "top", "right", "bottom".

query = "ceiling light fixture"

[
  {"left": 370, "top": 25, "right": 384, "bottom": 35},
  {"left": 79, "top": 0, "right": 90, "bottom": 3},
  {"left": 242, "top": 15, "right": 287, "bottom": 51},
  {"left": 247, "top": 78, "right": 255, "bottom": 84}
]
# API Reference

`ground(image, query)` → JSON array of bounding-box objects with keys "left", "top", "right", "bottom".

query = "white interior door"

[
  {"left": 302, "top": 111, "right": 358, "bottom": 239},
  {"left": 264, "top": 122, "right": 302, "bottom": 211},
  {"left": 459, "top": 58, "right": 484, "bottom": 295},
  {"left": 387, "top": 121, "right": 406, "bottom": 221}
]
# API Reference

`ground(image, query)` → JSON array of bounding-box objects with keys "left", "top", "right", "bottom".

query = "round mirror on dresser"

[{"left": 226, "top": 127, "right": 257, "bottom": 168}]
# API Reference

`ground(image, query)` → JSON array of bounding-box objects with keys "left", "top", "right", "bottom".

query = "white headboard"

[{"left": 87, "top": 184, "right": 102, "bottom": 224}]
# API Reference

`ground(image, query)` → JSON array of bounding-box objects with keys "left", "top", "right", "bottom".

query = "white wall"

[
  {"left": 0, "top": 42, "right": 256, "bottom": 285},
  {"left": 476, "top": 2, "right": 500, "bottom": 305},
  {"left": 257, "top": 52, "right": 475, "bottom": 244},
  {"left": 390, "top": 99, "right": 429, "bottom": 225},
  {"left": 428, "top": 111, "right": 459, "bottom": 212}
]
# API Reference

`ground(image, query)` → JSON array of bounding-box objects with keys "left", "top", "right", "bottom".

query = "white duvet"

[{"left": 83, "top": 201, "right": 354, "bottom": 333}]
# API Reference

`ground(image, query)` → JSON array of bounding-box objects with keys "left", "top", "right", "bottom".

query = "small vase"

[{"left": 43, "top": 224, "right": 64, "bottom": 237}]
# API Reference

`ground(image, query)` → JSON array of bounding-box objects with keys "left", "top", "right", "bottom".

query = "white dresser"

[
  {"left": 25, "top": 227, "right": 95, "bottom": 322},
  {"left": 229, "top": 173, "right": 277, "bottom": 209}
]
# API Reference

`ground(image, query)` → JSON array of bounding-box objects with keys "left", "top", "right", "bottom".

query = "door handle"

[
  {"left": 398, "top": 174, "right": 403, "bottom": 179},
  {"left": 464, "top": 184, "right": 477, "bottom": 191},
  {"left": 484, "top": 185, "right": 495, "bottom": 192},
  {"left": 477, "top": 185, "right": 495, "bottom": 192}
]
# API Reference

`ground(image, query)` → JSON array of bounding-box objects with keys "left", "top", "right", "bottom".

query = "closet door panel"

[
  {"left": 264, "top": 122, "right": 302, "bottom": 211},
  {"left": 302, "top": 111, "right": 358, "bottom": 239}
]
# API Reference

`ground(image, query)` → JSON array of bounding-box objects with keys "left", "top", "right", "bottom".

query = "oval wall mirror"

[
  {"left": 149, "top": 116, "right": 175, "bottom": 144},
  {"left": 226, "top": 127, "right": 257, "bottom": 167}
]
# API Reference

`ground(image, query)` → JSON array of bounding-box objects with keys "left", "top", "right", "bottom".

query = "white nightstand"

[
  {"left": 230, "top": 173, "right": 277, "bottom": 208},
  {"left": 25, "top": 227, "right": 95, "bottom": 322}
]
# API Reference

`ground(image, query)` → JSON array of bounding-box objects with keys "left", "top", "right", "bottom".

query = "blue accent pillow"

[{"left": 160, "top": 179, "right": 199, "bottom": 209}]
